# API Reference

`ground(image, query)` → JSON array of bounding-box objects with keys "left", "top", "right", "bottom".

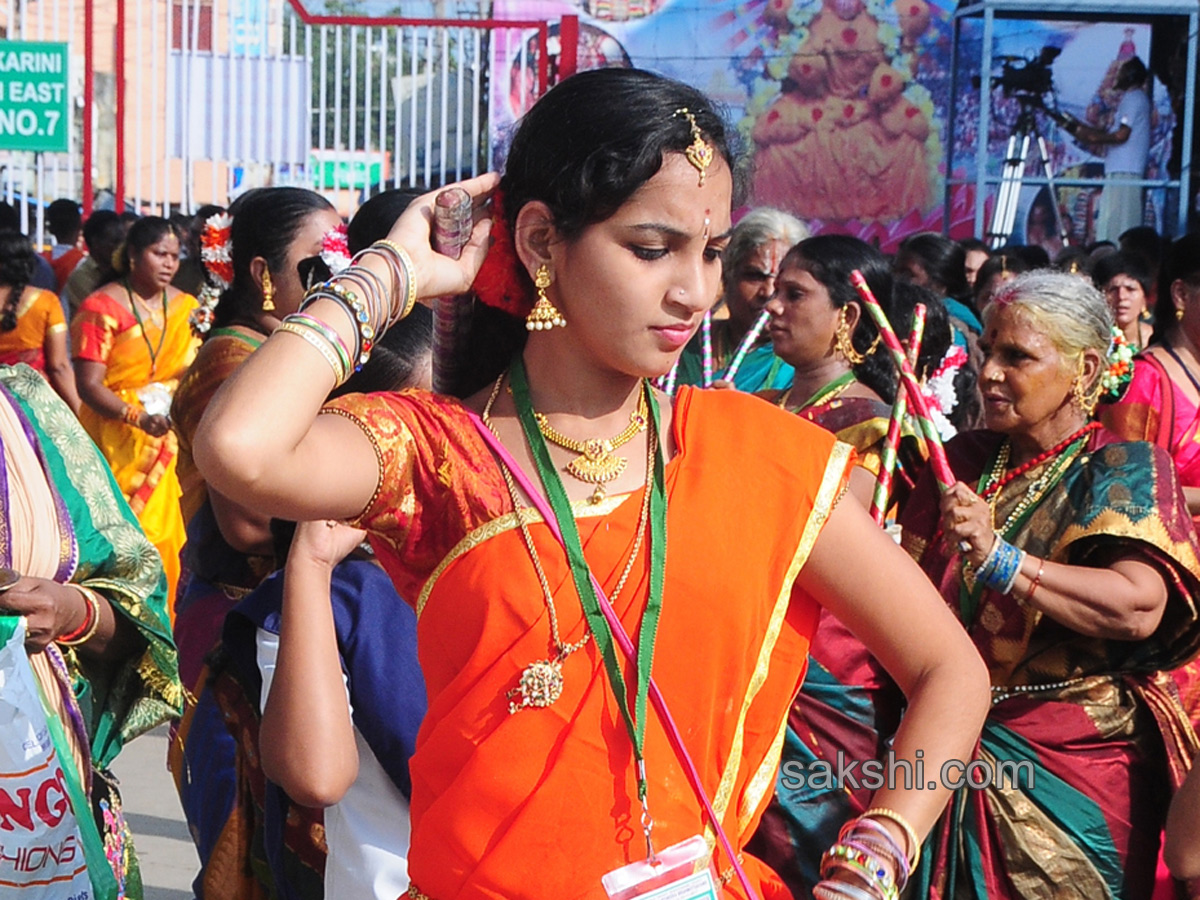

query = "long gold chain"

[
  {"left": 533, "top": 391, "right": 648, "bottom": 504},
  {"left": 482, "top": 372, "right": 655, "bottom": 714}
]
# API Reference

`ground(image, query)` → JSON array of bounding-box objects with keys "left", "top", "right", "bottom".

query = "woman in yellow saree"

[{"left": 72, "top": 216, "right": 199, "bottom": 613}]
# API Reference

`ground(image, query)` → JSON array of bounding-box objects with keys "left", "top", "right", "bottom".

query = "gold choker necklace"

[{"left": 534, "top": 390, "right": 649, "bottom": 504}]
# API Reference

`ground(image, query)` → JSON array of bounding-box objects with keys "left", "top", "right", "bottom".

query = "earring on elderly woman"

[
  {"left": 1070, "top": 359, "right": 1101, "bottom": 417},
  {"left": 526, "top": 264, "right": 566, "bottom": 331}
]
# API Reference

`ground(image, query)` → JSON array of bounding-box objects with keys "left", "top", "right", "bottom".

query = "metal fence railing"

[{"left": 0, "top": 0, "right": 571, "bottom": 244}]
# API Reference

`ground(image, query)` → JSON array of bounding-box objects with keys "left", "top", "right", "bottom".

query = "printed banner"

[{"left": 489, "top": 1, "right": 1173, "bottom": 251}]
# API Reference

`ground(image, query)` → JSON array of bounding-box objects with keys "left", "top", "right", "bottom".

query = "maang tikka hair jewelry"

[
  {"left": 261, "top": 268, "right": 276, "bottom": 312},
  {"left": 526, "top": 263, "right": 566, "bottom": 331},
  {"left": 674, "top": 107, "right": 714, "bottom": 186}
]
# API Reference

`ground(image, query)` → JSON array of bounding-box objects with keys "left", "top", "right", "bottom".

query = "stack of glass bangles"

[
  {"left": 813, "top": 809, "right": 920, "bottom": 900},
  {"left": 970, "top": 534, "right": 1026, "bottom": 596},
  {"left": 276, "top": 239, "right": 418, "bottom": 386}
]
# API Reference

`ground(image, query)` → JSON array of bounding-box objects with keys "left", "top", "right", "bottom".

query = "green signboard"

[
  {"left": 0, "top": 41, "right": 69, "bottom": 153},
  {"left": 311, "top": 153, "right": 385, "bottom": 190}
]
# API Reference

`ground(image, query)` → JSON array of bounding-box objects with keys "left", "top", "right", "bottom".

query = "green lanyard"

[{"left": 508, "top": 357, "right": 667, "bottom": 803}]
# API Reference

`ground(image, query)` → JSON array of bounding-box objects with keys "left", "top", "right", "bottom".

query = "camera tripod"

[{"left": 986, "top": 101, "right": 1070, "bottom": 249}]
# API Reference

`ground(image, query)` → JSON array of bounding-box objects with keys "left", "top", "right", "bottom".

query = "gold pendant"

[
  {"left": 565, "top": 440, "right": 628, "bottom": 485},
  {"left": 507, "top": 658, "right": 564, "bottom": 714}
]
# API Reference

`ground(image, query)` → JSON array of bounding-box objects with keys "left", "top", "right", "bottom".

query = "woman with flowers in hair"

[
  {"left": 900, "top": 270, "right": 1200, "bottom": 899},
  {"left": 166, "top": 186, "right": 339, "bottom": 897},
  {"left": 193, "top": 68, "right": 990, "bottom": 899},
  {"left": 72, "top": 216, "right": 199, "bottom": 613}
]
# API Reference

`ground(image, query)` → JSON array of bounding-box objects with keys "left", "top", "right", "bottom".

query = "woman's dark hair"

[
  {"left": 783, "top": 234, "right": 898, "bottom": 404},
  {"left": 347, "top": 189, "right": 424, "bottom": 255},
  {"left": 330, "top": 304, "right": 433, "bottom": 397},
  {"left": 1054, "top": 246, "right": 1094, "bottom": 278},
  {"left": 453, "top": 68, "right": 737, "bottom": 397},
  {"left": 1091, "top": 250, "right": 1153, "bottom": 298},
  {"left": 212, "top": 187, "right": 336, "bottom": 329},
  {"left": 1152, "top": 233, "right": 1200, "bottom": 343},
  {"left": 0, "top": 230, "right": 36, "bottom": 332},
  {"left": 898, "top": 232, "right": 971, "bottom": 305},
  {"left": 973, "top": 252, "right": 1033, "bottom": 307},
  {"left": 113, "top": 216, "right": 175, "bottom": 276}
]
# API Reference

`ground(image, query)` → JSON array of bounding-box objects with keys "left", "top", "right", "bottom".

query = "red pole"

[
  {"left": 114, "top": 0, "right": 126, "bottom": 213},
  {"left": 82, "top": 0, "right": 94, "bottom": 216},
  {"left": 559, "top": 15, "right": 578, "bottom": 81},
  {"left": 536, "top": 23, "right": 548, "bottom": 96}
]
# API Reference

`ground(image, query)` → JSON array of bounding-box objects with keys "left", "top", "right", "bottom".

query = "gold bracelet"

[
  {"left": 862, "top": 807, "right": 921, "bottom": 874},
  {"left": 59, "top": 585, "right": 103, "bottom": 647},
  {"left": 373, "top": 240, "right": 418, "bottom": 323},
  {"left": 275, "top": 322, "right": 348, "bottom": 385},
  {"left": 122, "top": 404, "right": 143, "bottom": 427}
]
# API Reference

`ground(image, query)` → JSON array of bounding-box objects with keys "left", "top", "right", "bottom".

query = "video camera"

[
  {"left": 972, "top": 45, "right": 1062, "bottom": 108},
  {"left": 995, "top": 46, "right": 1061, "bottom": 99}
]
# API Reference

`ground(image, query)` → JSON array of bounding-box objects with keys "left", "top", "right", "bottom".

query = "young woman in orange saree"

[
  {"left": 73, "top": 217, "right": 199, "bottom": 612},
  {"left": 193, "top": 69, "right": 991, "bottom": 900}
]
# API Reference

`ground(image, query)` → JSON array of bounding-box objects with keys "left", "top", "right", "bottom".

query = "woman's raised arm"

[{"left": 193, "top": 173, "right": 497, "bottom": 523}]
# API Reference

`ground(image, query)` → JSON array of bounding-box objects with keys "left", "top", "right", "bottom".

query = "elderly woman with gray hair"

[
  {"left": 896, "top": 271, "right": 1200, "bottom": 899},
  {"left": 674, "top": 206, "right": 806, "bottom": 391}
]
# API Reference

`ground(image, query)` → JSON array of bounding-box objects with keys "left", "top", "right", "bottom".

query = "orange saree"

[{"left": 323, "top": 386, "right": 854, "bottom": 900}]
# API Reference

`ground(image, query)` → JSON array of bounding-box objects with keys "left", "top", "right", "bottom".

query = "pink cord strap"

[{"left": 468, "top": 410, "right": 759, "bottom": 899}]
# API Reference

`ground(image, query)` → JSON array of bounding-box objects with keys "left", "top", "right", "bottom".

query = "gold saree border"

[
  {"left": 414, "top": 492, "right": 631, "bottom": 618},
  {"left": 704, "top": 440, "right": 854, "bottom": 848}
]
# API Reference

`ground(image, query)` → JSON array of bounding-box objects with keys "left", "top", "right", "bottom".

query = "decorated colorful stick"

[
  {"left": 431, "top": 187, "right": 474, "bottom": 395},
  {"left": 722, "top": 308, "right": 771, "bottom": 385},
  {"left": 869, "top": 303, "right": 925, "bottom": 524},
  {"left": 851, "top": 270, "right": 955, "bottom": 492},
  {"left": 659, "top": 360, "right": 680, "bottom": 396},
  {"left": 701, "top": 311, "right": 714, "bottom": 387}
]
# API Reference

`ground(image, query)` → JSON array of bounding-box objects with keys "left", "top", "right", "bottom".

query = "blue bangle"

[{"left": 976, "top": 536, "right": 1026, "bottom": 594}]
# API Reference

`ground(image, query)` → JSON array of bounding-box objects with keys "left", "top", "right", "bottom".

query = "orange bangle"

[
  {"left": 1024, "top": 559, "right": 1046, "bottom": 605},
  {"left": 122, "top": 405, "right": 142, "bottom": 427}
]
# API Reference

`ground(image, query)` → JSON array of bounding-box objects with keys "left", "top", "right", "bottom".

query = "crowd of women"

[{"left": 2, "top": 65, "right": 1200, "bottom": 900}]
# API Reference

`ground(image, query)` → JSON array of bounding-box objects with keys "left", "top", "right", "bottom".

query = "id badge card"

[{"left": 601, "top": 835, "right": 720, "bottom": 900}]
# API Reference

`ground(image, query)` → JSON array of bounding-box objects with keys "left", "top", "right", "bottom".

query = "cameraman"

[{"left": 1060, "top": 56, "right": 1151, "bottom": 241}]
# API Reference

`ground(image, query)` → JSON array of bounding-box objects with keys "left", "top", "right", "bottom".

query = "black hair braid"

[{"left": 0, "top": 230, "right": 37, "bottom": 332}]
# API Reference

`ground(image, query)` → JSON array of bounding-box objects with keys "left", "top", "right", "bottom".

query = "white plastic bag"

[{"left": 0, "top": 617, "right": 117, "bottom": 899}]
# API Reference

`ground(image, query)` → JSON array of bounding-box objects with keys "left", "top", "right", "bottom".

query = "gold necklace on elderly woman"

[{"left": 533, "top": 392, "right": 648, "bottom": 504}]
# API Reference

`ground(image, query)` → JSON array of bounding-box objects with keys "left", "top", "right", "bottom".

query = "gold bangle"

[
  {"left": 122, "top": 404, "right": 143, "bottom": 427},
  {"left": 373, "top": 240, "right": 418, "bottom": 323},
  {"left": 275, "top": 322, "right": 348, "bottom": 385},
  {"left": 862, "top": 807, "right": 921, "bottom": 874},
  {"left": 59, "top": 585, "right": 103, "bottom": 647}
]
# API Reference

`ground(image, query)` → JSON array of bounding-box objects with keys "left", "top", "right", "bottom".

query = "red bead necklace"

[{"left": 980, "top": 421, "right": 1101, "bottom": 499}]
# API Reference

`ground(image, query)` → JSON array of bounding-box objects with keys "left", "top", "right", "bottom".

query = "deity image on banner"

[{"left": 747, "top": 0, "right": 938, "bottom": 223}]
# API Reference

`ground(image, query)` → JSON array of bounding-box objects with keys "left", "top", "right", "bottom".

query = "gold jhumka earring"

[
  {"left": 261, "top": 269, "right": 276, "bottom": 312},
  {"left": 525, "top": 264, "right": 566, "bottom": 331}
]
